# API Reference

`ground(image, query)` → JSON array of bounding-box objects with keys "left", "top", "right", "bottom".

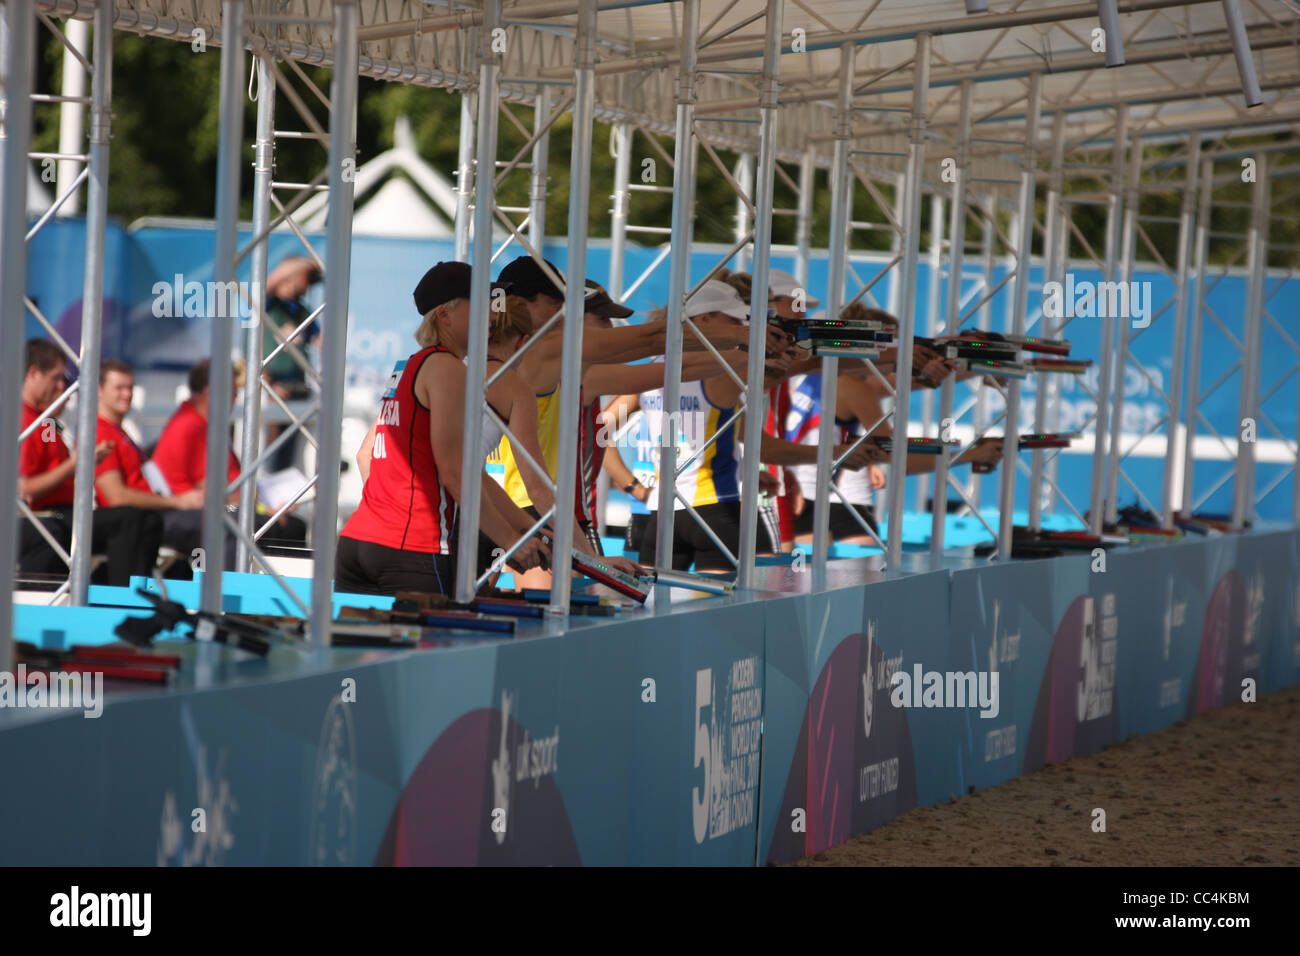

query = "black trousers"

[
  {"left": 159, "top": 508, "right": 309, "bottom": 574},
  {"left": 624, "top": 513, "right": 650, "bottom": 556},
  {"left": 17, "top": 506, "right": 163, "bottom": 588},
  {"left": 792, "top": 501, "right": 880, "bottom": 539},
  {"left": 639, "top": 500, "right": 781, "bottom": 571},
  {"left": 640, "top": 501, "right": 743, "bottom": 572},
  {"left": 334, "top": 535, "right": 454, "bottom": 596}
]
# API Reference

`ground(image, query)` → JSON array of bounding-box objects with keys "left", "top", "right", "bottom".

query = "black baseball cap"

[
  {"left": 497, "top": 256, "right": 565, "bottom": 300},
  {"left": 413, "top": 261, "right": 472, "bottom": 316}
]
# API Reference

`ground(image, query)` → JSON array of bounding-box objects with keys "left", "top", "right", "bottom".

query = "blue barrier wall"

[
  {"left": 758, "top": 529, "right": 1300, "bottom": 864},
  {"left": 1, "top": 530, "right": 1297, "bottom": 865}
]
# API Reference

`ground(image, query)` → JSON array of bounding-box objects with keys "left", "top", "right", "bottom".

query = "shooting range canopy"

[{"left": 41, "top": 0, "right": 1300, "bottom": 183}]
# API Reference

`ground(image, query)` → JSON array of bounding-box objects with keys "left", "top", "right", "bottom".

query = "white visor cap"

[
  {"left": 685, "top": 280, "right": 751, "bottom": 320},
  {"left": 767, "top": 269, "right": 820, "bottom": 309}
]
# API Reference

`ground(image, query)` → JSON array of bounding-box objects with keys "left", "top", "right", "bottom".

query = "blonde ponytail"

[
  {"left": 841, "top": 301, "right": 897, "bottom": 328},
  {"left": 414, "top": 309, "right": 439, "bottom": 348},
  {"left": 489, "top": 294, "right": 533, "bottom": 345},
  {"left": 415, "top": 297, "right": 465, "bottom": 348},
  {"left": 722, "top": 271, "right": 753, "bottom": 304}
]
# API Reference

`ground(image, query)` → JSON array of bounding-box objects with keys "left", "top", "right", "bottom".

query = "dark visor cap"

[
  {"left": 584, "top": 281, "right": 634, "bottom": 319},
  {"left": 413, "top": 261, "right": 473, "bottom": 316},
  {"left": 497, "top": 256, "right": 565, "bottom": 300}
]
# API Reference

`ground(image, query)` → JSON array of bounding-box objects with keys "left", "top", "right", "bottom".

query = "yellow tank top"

[{"left": 497, "top": 386, "right": 561, "bottom": 508}]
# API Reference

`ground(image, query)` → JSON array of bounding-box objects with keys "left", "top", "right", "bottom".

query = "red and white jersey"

[
  {"left": 341, "top": 346, "right": 456, "bottom": 554},
  {"left": 579, "top": 391, "right": 604, "bottom": 526},
  {"left": 785, "top": 373, "right": 874, "bottom": 506},
  {"left": 764, "top": 383, "right": 789, "bottom": 497}
]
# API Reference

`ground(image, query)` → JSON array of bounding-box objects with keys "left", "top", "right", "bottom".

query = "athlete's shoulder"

[
  {"left": 411, "top": 347, "right": 464, "bottom": 407},
  {"left": 419, "top": 347, "right": 464, "bottom": 373},
  {"left": 492, "top": 364, "right": 532, "bottom": 411}
]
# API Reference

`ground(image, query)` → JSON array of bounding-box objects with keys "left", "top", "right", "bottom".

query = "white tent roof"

[
  {"left": 298, "top": 115, "right": 457, "bottom": 237},
  {"left": 37, "top": 0, "right": 1300, "bottom": 177},
  {"left": 351, "top": 177, "right": 453, "bottom": 237}
]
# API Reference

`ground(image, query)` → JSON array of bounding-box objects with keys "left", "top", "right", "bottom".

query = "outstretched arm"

[
  {"left": 582, "top": 349, "right": 749, "bottom": 397},
  {"left": 759, "top": 431, "right": 882, "bottom": 470},
  {"left": 423, "top": 357, "right": 548, "bottom": 572}
]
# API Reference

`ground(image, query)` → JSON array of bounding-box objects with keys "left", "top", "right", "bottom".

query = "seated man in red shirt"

[
  {"left": 151, "top": 359, "right": 307, "bottom": 570},
  {"left": 94, "top": 359, "right": 206, "bottom": 564},
  {"left": 16, "top": 339, "right": 163, "bottom": 587}
]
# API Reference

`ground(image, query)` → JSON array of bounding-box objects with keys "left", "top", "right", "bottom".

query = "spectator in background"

[
  {"left": 16, "top": 339, "right": 162, "bottom": 586},
  {"left": 151, "top": 359, "right": 243, "bottom": 499},
  {"left": 262, "top": 255, "right": 323, "bottom": 470},
  {"left": 152, "top": 358, "right": 307, "bottom": 569},
  {"left": 94, "top": 358, "right": 206, "bottom": 563}
]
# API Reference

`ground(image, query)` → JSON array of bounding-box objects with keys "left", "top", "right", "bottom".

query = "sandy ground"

[{"left": 793, "top": 685, "right": 1300, "bottom": 866}]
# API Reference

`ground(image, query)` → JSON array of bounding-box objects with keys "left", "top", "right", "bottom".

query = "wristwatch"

[{"left": 622, "top": 480, "right": 640, "bottom": 495}]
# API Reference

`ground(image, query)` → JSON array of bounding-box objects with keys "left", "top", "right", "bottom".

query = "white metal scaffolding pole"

[
  {"left": 598, "top": 114, "right": 626, "bottom": 539},
  {"left": 455, "top": 0, "right": 502, "bottom": 604},
  {"left": 995, "top": 72, "right": 1041, "bottom": 559},
  {"left": 529, "top": 88, "right": 550, "bottom": 250},
  {"left": 812, "top": 42, "right": 856, "bottom": 584},
  {"left": 548, "top": 0, "right": 597, "bottom": 613},
  {"left": 1089, "top": 104, "right": 1128, "bottom": 534},
  {"left": 1028, "top": 110, "right": 1066, "bottom": 532},
  {"left": 970, "top": 196, "right": 995, "bottom": 509},
  {"left": 1181, "top": 155, "right": 1213, "bottom": 516},
  {"left": 55, "top": 17, "right": 87, "bottom": 216},
  {"left": 887, "top": 172, "right": 905, "bottom": 318},
  {"left": 652, "top": 0, "right": 698, "bottom": 577},
  {"left": 1105, "top": 132, "right": 1144, "bottom": 525},
  {"left": 1002, "top": 208, "right": 1020, "bottom": 342},
  {"left": 884, "top": 33, "right": 932, "bottom": 572},
  {"left": 0, "top": 0, "right": 36, "bottom": 664},
  {"left": 736, "top": 0, "right": 783, "bottom": 589},
  {"left": 1162, "top": 133, "right": 1200, "bottom": 528},
  {"left": 795, "top": 146, "right": 815, "bottom": 290},
  {"left": 454, "top": 86, "right": 478, "bottom": 263},
  {"left": 238, "top": 56, "right": 276, "bottom": 572},
  {"left": 917, "top": 191, "right": 944, "bottom": 515},
  {"left": 201, "top": 0, "right": 247, "bottom": 614},
  {"left": 310, "top": 0, "right": 359, "bottom": 641},
  {"left": 734, "top": 153, "right": 753, "bottom": 274},
  {"left": 1234, "top": 154, "right": 1268, "bottom": 529},
  {"left": 1045, "top": 198, "right": 1068, "bottom": 512},
  {"left": 608, "top": 122, "right": 631, "bottom": 298},
  {"left": 930, "top": 79, "right": 973, "bottom": 561},
  {"left": 67, "top": 0, "right": 111, "bottom": 605}
]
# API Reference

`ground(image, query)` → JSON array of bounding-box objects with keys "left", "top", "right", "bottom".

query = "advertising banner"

[{"left": 0, "top": 531, "right": 1295, "bottom": 865}]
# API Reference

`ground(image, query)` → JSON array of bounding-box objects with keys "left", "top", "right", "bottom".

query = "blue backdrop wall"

[{"left": 29, "top": 218, "right": 1299, "bottom": 522}]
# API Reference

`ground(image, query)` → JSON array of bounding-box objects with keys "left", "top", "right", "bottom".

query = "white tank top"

[
  {"left": 790, "top": 420, "right": 876, "bottom": 506},
  {"left": 465, "top": 355, "right": 506, "bottom": 466},
  {"left": 637, "top": 377, "right": 741, "bottom": 511}
]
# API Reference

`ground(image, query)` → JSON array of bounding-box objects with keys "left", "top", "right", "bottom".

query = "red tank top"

[
  {"left": 341, "top": 346, "right": 455, "bottom": 554},
  {"left": 766, "top": 383, "right": 792, "bottom": 490},
  {"left": 578, "top": 389, "right": 604, "bottom": 526}
]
